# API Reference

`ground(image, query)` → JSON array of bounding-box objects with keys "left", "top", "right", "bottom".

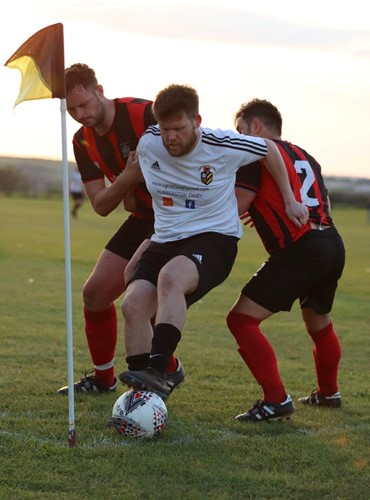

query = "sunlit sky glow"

[{"left": 1, "top": 0, "right": 370, "bottom": 178}]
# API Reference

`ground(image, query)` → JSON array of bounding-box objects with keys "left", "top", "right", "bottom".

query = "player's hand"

[
  {"left": 285, "top": 200, "right": 309, "bottom": 228},
  {"left": 240, "top": 211, "right": 255, "bottom": 227},
  {"left": 124, "top": 151, "right": 144, "bottom": 184}
]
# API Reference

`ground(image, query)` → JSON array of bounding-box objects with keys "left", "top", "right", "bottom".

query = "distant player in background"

[
  {"left": 227, "top": 99, "right": 345, "bottom": 422},
  {"left": 58, "top": 64, "right": 184, "bottom": 395},
  {"left": 69, "top": 167, "right": 85, "bottom": 218}
]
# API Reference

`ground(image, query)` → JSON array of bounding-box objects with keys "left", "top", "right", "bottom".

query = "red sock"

[
  {"left": 84, "top": 304, "right": 117, "bottom": 388},
  {"left": 166, "top": 354, "right": 178, "bottom": 373},
  {"left": 307, "top": 321, "right": 341, "bottom": 396},
  {"left": 227, "top": 311, "right": 286, "bottom": 403}
]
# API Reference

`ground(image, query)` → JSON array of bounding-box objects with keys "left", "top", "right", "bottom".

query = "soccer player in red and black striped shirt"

[
  {"left": 227, "top": 99, "right": 345, "bottom": 422},
  {"left": 57, "top": 64, "right": 184, "bottom": 395}
]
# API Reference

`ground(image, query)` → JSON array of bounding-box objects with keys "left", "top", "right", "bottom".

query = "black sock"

[
  {"left": 149, "top": 323, "right": 181, "bottom": 373},
  {"left": 126, "top": 353, "right": 150, "bottom": 371}
]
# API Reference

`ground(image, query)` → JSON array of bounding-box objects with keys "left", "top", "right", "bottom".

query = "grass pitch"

[{"left": 0, "top": 196, "right": 369, "bottom": 499}]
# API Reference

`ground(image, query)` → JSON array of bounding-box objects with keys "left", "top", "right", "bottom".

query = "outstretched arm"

[{"left": 264, "top": 139, "right": 308, "bottom": 227}]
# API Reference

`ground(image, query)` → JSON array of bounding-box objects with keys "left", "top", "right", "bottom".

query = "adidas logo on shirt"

[
  {"left": 151, "top": 161, "right": 160, "bottom": 170},
  {"left": 192, "top": 254, "right": 203, "bottom": 264}
]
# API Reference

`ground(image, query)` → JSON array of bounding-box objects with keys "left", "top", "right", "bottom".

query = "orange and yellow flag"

[{"left": 4, "top": 23, "right": 65, "bottom": 107}]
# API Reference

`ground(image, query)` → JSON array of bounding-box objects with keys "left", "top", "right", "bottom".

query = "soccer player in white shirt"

[{"left": 119, "top": 84, "right": 308, "bottom": 400}]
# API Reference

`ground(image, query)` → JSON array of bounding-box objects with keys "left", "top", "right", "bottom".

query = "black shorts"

[
  {"left": 241, "top": 227, "right": 345, "bottom": 314},
  {"left": 105, "top": 215, "right": 154, "bottom": 260},
  {"left": 129, "top": 232, "right": 239, "bottom": 307}
]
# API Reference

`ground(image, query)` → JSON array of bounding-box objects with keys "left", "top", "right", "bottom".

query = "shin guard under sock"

[
  {"left": 84, "top": 304, "right": 117, "bottom": 387},
  {"left": 149, "top": 323, "right": 181, "bottom": 374},
  {"left": 150, "top": 316, "right": 177, "bottom": 372},
  {"left": 227, "top": 311, "right": 286, "bottom": 403},
  {"left": 308, "top": 321, "right": 341, "bottom": 396}
]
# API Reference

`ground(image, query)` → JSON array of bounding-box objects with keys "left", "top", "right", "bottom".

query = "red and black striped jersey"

[
  {"left": 235, "top": 140, "right": 333, "bottom": 254},
  {"left": 72, "top": 97, "right": 156, "bottom": 219}
]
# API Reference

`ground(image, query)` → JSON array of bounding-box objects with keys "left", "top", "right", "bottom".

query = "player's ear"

[
  {"left": 195, "top": 114, "right": 202, "bottom": 127},
  {"left": 252, "top": 117, "right": 263, "bottom": 134}
]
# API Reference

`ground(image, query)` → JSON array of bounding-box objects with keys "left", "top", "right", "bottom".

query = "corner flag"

[
  {"left": 5, "top": 24, "right": 77, "bottom": 448},
  {"left": 5, "top": 23, "right": 65, "bottom": 106}
]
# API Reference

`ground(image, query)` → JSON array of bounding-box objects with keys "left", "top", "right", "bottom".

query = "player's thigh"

[
  {"left": 125, "top": 238, "right": 152, "bottom": 285},
  {"left": 158, "top": 255, "right": 199, "bottom": 295},
  {"left": 230, "top": 293, "right": 274, "bottom": 321},
  {"left": 84, "top": 249, "right": 128, "bottom": 299}
]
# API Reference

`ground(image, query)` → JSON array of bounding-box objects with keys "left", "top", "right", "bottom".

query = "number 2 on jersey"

[{"left": 294, "top": 160, "right": 319, "bottom": 207}]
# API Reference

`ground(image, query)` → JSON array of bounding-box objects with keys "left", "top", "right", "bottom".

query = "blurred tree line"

[{"left": 0, "top": 156, "right": 369, "bottom": 207}]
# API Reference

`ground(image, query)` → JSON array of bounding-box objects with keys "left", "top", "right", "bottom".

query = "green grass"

[{"left": 0, "top": 196, "right": 369, "bottom": 499}]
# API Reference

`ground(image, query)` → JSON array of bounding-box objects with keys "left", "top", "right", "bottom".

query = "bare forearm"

[
  {"left": 88, "top": 172, "right": 138, "bottom": 216},
  {"left": 86, "top": 151, "right": 143, "bottom": 216}
]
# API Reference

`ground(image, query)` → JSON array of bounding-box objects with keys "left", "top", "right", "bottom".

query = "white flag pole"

[{"left": 60, "top": 97, "right": 77, "bottom": 447}]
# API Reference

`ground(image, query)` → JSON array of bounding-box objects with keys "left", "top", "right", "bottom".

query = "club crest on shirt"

[
  {"left": 119, "top": 142, "right": 131, "bottom": 159},
  {"left": 200, "top": 165, "right": 213, "bottom": 185}
]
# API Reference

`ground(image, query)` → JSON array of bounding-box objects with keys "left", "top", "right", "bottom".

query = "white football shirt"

[{"left": 137, "top": 125, "right": 267, "bottom": 243}]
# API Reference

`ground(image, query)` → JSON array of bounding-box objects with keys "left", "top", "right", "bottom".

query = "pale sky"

[{"left": 1, "top": 0, "right": 370, "bottom": 178}]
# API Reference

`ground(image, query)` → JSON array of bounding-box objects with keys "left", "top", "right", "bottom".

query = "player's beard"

[
  {"left": 83, "top": 99, "right": 106, "bottom": 130},
  {"left": 165, "top": 128, "right": 198, "bottom": 157}
]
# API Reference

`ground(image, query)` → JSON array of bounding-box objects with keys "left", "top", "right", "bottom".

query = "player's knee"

[
  {"left": 82, "top": 279, "right": 108, "bottom": 309},
  {"left": 226, "top": 311, "right": 261, "bottom": 345},
  {"left": 121, "top": 290, "right": 142, "bottom": 321}
]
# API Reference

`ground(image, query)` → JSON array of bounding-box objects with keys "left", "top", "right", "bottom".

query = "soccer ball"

[{"left": 110, "top": 389, "right": 168, "bottom": 438}]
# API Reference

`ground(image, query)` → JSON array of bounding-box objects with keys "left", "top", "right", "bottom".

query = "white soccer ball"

[{"left": 111, "top": 389, "right": 168, "bottom": 438}]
